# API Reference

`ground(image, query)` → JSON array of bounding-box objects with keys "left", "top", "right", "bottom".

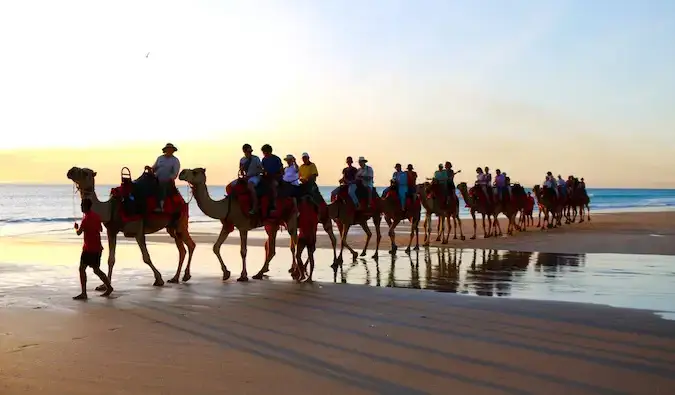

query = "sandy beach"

[
  {"left": 2, "top": 210, "right": 675, "bottom": 394},
  {"left": 149, "top": 211, "right": 675, "bottom": 256}
]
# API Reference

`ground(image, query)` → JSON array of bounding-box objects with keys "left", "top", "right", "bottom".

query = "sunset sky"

[{"left": 1, "top": 0, "right": 674, "bottom": 187}]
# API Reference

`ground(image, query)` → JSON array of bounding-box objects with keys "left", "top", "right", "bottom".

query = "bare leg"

[
  {"left": 93, "top": 267, "right": 113, "bottom": 296},
  {"left": 73, "top": 265, "right": 88, "bottom": 300},
  {"left": 136, "top": 233, "right": 164, "bottom": 286},
  {"left": 237, "top": 230, "right": 249, "bottom": 281},
  {"left": 213, "top": 224, "right": 233, "bottom": 281}
]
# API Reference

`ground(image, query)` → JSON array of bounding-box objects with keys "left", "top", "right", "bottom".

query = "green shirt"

[{"left": 434, "top": 170, "right": 448, "bottom": 182}]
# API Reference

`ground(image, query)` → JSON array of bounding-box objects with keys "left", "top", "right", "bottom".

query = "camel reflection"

[{"left": 332, "top": 248, "right": 586, "bottom": 298}]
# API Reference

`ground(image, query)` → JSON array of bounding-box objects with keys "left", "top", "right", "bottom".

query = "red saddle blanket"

[
  {"left": 383, "top": 189, "right": 421, "bottom": 217},
  {"left": 110, "top": 182, "right": 187, "bottom": 223},
  {"left": 332, "top": 185, "right": 378, "bottom": 216},
  {"left": 226, "top": 181, "right": 294, "bottom": 224}
]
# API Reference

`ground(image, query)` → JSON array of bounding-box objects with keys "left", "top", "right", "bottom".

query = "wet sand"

[
  {"left": 150, "top": 211, "right": 675, "bottom": 255},
  {"left": 2, "top": 277, "right": 675, "bottom": 395},
  {"left": 2, "top": 211, "right": 675, "bottom": 394}
]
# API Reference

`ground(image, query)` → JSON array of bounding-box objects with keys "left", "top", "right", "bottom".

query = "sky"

[{"left": 1, "top": 0, "right": 674, "bottom": 187}]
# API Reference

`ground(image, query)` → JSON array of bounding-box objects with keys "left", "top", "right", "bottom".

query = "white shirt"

[
  {"left": 239, "top": 155, "right": 263, "bottom": 177},
  {"left": 283, "top": 165, "right": 299, "bottom": 185},
  {"left": 557, "top": 178, "right": 566, "bottom": 187},
  {"left": 356, "top": 165, "right": 374, "bottom": 188},
  {"left": 477, "top": 174, "right": 487, "bottom": 185},
  {"left": 153, "top": 155, "right": 180, "bottom": 182}
]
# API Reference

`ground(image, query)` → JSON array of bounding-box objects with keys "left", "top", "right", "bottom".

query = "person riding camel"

[
  {"left": 299, "top": 152, "right": 320, "bottom": 205},
  {"left": 432, "top": 164, "right": 449, "bottom": 205},
  {"left": 331, "top": 156, "right": 358, "bottom": 206},
  {"left": 231, "top": 143, "right": 263, "bottom": 215},
  {"left": 579, "top": 177, "right": 586, "bottom": 190},
  {"left": 406, "top": 164, "right": 417, "bottom": 203},
  {"left": 261, "top": 144, "right": 283, "bottom": 213},
  {"left": 390, "top": 163, "right": 408, "bottom": 211},
  {"left": 484, "top": 166, "right": 493, "bottom": 202},
  {"left": 444, "top": 162, "right": 460, "bottom": 193},
  {"left": 282, "top": 154, "right": 300, "bottom": 186},
  {"left": 148, "top": 143, "right": 180, "bottom": 213},
  {"left": 544, "top": 171, "right": 558, "bottom": 198},
  {"left": 475, "top": 167, "right": 491, "bottom": 204},
  {"left": 557, "top": 174, "right": 567, "bottom": 200},
  {"left": 356, "top": 156, "right": 374, "bottom": 208},
  {"left": 494, "top": 169, "right": 508, "bottom": 203}
]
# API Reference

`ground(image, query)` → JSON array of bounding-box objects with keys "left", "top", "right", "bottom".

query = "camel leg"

[
  {"left": 436, "top": 217, "right": 442, "bottom": 242},
  {"left": 360, "top": 222, "right": 372, "bottom": 257},
  {"left": 481, "top": 214, "right": 488, "bottom": 238},
  {"left": 405, "top": 219, "right": 417, "bottom": 254},
  {"left": 455, "top": 216, "right": 465, "bottom": 240},
  {"left": 324, "top": 220, "right": 339, "bottom": 270},
  {"left": 96, "top": 230, "right": 117, "bottom": 291},
  {"left": 337, "top": 223, "right": 352, "bottom": 265},
  {"left": 168, "top": 237, "right": 186, "bottom": 284},
  {"left": 254, "top": 226, "right": 278, "bottom": 280},
  {"left": 213, "top": 225, "right": 233, "bottom": 281},
  {"left": 586, "top": 204, "right": 591, "bottom": 222},
  {"left": 388, "top": 218, "right": 401, "bottom": 255},
  {"left": 442, "top": 216, "right": 450, "bottom": 244},
  {"left": 135, "top": 233, "right": 164, "bottom": 287},
  {"left": 181, "top": 232, "right": 196, "bottom": 282},
  {"left": 452, "top": 216, "right": 457, "bottom": 240},
  {"left": 237, "top": 230, "right": 249, "bottom": 282},
  {"left": 372, "top": 215, "right": 382, "bottom": 259},
  {"left": 470, "top": 211, "right": 478, "bottom": 240},
  {"left": 423, "top": 212, "right": 432, "bottom": 246}
]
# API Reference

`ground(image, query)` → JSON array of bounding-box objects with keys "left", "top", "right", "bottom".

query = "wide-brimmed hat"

[
  {"left": 358, "top": 156, "right": 368, "bottom": 162},
  {"left": 301, "top": 152, "right": 310, "bottom": 158},
  {"left": 285, "top": 154, "right": 295, "bottom": 161},
  {"left": 162, "top": 143, "right": 178, "bottom": 152}
]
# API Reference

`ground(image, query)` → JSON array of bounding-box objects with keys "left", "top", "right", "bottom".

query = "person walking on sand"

[{"left": 73, "top": 199, "right": 112, "bottom": 300}]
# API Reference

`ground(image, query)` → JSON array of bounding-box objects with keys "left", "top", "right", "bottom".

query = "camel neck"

[
  {"left": 77, "top": 184, "right": 112, "bottom": 223},
  {"left": 192, "top": 182, "right": 228, "bottom": 220}
]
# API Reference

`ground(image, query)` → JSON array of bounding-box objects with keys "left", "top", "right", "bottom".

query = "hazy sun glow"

[{"left": 1, "top": 0, "right": 675, "bottom": 187}]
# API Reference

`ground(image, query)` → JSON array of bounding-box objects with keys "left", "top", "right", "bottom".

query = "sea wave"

[{"left": 0, "top": 216, "right": 80, "bottom": 224}]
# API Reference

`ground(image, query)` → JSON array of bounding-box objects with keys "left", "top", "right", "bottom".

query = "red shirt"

[
  {"left": 406, "top": 171, "right": 417, "bottom": 188},
  {"left": 81, "top": 212, "right": 103, "bottom": 253}
]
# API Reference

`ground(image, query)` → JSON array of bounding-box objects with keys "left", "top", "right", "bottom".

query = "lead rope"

[{"left": 72, "top": 183, "right": 79, "bottom": 224}]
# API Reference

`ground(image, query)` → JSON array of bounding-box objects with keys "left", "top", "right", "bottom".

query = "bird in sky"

[{"left": 146, "top": 52, "right": 150, "bottom": 58}]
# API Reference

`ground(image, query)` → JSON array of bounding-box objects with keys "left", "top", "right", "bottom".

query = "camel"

[
  {"left": 178, "top": 168, "right": 304, "bottom": 281},
  {"left": 328, "top": 186, "right": 383, "bottom": 264},
  {"left": 566, "top": 183, "right": 591, "bottom": 223},
  {"left": 457, "top": 182, "right": 503, "bottom": 239},
  {"left": 380, "top": 184, "right": 421, "bottom": 254},
  {"left": 491, "top": 184, "right": 527, "bottom": 236},
  {"left": 66, "top": 167, "right": 195, "bottom": 289},
  {"left": 418, "top": 182, "right": 465, "bottom": 245},
  {"left": 532, "top": 185, "right": 563, "bottom": 229},
  {"left": 296, "top": 195, "right": 319, "bottom": 282}
]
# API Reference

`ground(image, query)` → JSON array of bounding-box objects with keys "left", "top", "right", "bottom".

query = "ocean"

[{"left": 1, "top": 184, "right": 675, "bottom": 237}]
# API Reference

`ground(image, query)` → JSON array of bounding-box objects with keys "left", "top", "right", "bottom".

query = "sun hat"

[
  {"left": 285, "top": 154, "right": 295, "bottom": 160},
  {"left": 162, "top": 143, "right": 177, "bottom": 152},
  {"left": 302, "top": 152, "right": 310, "bottom": 158},
  {"left": 358, "top": 156, "right": 367, "bottom": 162}
]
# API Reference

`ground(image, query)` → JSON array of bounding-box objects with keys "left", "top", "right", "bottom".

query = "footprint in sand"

[
  {"left": 10, "top": 343, "right": 39, "bottom": 353},
  {"left": 108, "top": 327, "right": 121, "bottom": 332}
]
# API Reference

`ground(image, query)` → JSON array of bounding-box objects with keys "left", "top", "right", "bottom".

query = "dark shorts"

[{"left": 80, "top": 251, "right": 102, "bottom": 269}]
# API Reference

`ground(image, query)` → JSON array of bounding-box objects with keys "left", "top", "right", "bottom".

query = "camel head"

[
  {"left": 456, "top": 182, "right": 468, "bottom": 191},
  {"left": 179, "top": 168, "right": 207, "bottom": 185},
  {"left": 67, "top": 167, "right": 97, "bottom": 191}
]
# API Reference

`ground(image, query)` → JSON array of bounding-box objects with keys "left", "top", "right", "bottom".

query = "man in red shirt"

[{"left": 73, "top": 199, "right": 112, "bottom": 300}]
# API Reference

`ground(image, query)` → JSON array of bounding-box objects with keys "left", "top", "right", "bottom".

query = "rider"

[
  {"left": 261, "top": 144, "right": 283, "bottom": 212},
  {"left": 331, "top": 156, "right": 358, "bottom": 206},
  {"left": 356, "top": 156, "right": 374, "bottom": 208},
  {"left": 282, "top": 154, "right": 300, "bottom": 186},
  {"left": 494, "top": 169, "right": 507, "bottom": 202},
  {"left": 444, "top": 162, "right": 460, "bottom": 193},
  {"left": 299, "top": 152, "right": 321, "bottom": 204},
  {"left": 544, "top": 172, "right": 558, "bottom": 198},
  {"left": 476, "top": 167, "right": 491, "bottom": 204},
  {"left": 391, "top": 163, "right": 408, "bottom": 210},
  {"left": 150, "top": 143, "right": 180, "bottom": 212},
  {"left": 484, "top": 166, "right": 492, "bottom": 201},
  {"left": 557, "top": 174, "right": 567, "bottom": 200},
  {"left": 433, "top": 164, "right": 449, "bottom": 204},
  {"left": 406, "top": 164, "right": 417, "bottom": 203},
  {"left": 233, "top": 143, "right": 263, "bottom": 214},
  {"left": 579, "top": 177, "right": 586, "bottom": 190}
]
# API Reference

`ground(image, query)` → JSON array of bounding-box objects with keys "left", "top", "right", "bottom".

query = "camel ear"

[{"left": 92, "top": 171, "right": 97, "bottom": 177}]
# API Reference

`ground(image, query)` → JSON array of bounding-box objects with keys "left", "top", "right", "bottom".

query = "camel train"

[{"left": 66, "top": 165, "right": 590, "bottom": 286}]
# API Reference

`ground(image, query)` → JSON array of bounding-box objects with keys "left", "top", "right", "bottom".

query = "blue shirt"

[
  {"left": 392, "top": 171, "right": 408, "bottom": 187},
  {"left": 262, "top": 155, "right": 283, "bottom": 176}
]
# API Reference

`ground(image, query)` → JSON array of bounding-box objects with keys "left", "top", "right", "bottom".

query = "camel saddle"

[
  {"left": 226, "top": 178, "right": 294, "bottom": 223},
  {"left": 468, "top": 185, "right": 493, "bottom": 207},
  {"left": 426, "top": 181, "right": 455, "bottom": 209},
  {"left": 110, "top": 169, "right": 186, "bottom": 223}
]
